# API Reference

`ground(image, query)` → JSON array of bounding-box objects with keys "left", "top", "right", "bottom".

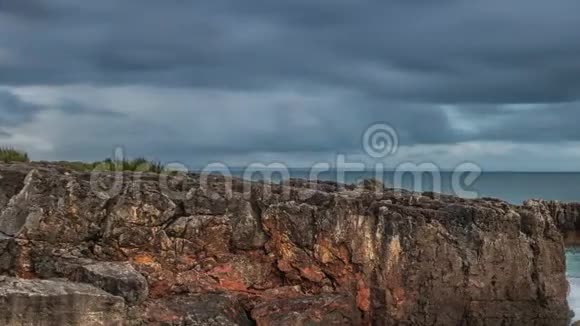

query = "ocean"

[
  {"left": 232, "top": 169, "right": 580, "bottom": 321},
  {"left": 233, "top": 169, "right": 580, "bottom": 204},
  {"left": 567, "top": 246, "right": 580, "bottom": 322}
]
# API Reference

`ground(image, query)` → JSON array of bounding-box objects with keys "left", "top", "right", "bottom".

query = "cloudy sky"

[{"left": 1, "top": 0, "right": 580, "bottom": 171}]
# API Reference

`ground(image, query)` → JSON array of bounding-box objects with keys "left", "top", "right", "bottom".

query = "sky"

[{"left": 1, "top": 0, "right": 580, "bottom": 171}]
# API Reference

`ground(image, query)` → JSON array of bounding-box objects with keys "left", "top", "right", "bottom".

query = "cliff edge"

[{"left": 0, "top": 163, "right": 571, "bottom": 325}]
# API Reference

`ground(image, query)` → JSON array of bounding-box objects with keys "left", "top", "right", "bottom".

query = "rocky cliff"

[
  {"left": 0, "top": 163, "right": 571, "bottom": 325},
  {"left": 523, "top": 199, "right": 580, "bottom": 234}
]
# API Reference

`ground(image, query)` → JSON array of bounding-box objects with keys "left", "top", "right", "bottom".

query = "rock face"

[
  {"left": 0, "top": 163, "right": 572, "bottom": 325},
  {"left": 524, "top": 199, "right": 580, "bottom": 233}
]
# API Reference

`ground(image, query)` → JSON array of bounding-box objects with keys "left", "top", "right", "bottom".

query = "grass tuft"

[
  {"left": 0, "top": 147, "right": 30, "bottom": 163},
  {"left": 96, "top": 157, "right": 164, "bottom": 173}
]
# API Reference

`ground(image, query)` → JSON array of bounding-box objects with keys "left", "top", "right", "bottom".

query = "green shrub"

[
  {"left": 0, "top": 147, "right": 29, "bottom": 163},
  {"left": 69, "top": 157, "right": 164, "bottom": 173},
  {"left": 0, "top": 147, "right": 163, "bottom": 173}
]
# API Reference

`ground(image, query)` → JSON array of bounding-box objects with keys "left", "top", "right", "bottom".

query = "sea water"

[
  {"left": 566, "top": 242, "right": 580, "bottom": 322},
  {"left": 232, "top": 170, "right": 580, "bottom": 204}
]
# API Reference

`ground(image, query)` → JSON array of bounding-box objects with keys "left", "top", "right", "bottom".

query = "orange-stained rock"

[
  {"left": 133, "top": 254, "right": 156, "bottom": 265},
  {"left": 356, "top": 279, "right": 371, "bottom": 312}
]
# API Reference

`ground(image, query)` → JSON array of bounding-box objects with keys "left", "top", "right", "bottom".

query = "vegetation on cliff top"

[
  {"left": 55, "top": 158, "right": 163, "bottom": 173},
  {"left": 0, "top": 147, "right": 30, "bottom": 163},
  {"left": 0, "top": 147, "right": 162, "bottom": 173},
  {"left": 87, "top": 157, "right": 163, "bottom": 173}
]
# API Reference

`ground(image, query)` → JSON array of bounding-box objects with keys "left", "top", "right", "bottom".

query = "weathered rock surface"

[
  {"left": 0, "top": 163, "right": 573, "bottom": 325},
  {"left": 524, "top": 199, "right": 580, "bottom": 233},
  {"left": 134, "top": 293, "right": 253, "bottom": 325},
  {"left": 73, "top": 261, "right": 149, "bottom": 305},
  {"left": 0, "top": 276, "right": 125, "bottom": 325},
  {"left": 251, "top": 293, "right": 361, "bottom": 325}
]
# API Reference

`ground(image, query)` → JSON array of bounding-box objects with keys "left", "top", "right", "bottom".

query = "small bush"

[{"left": 0, "top": 147, "right": 29, "bottom": 163}]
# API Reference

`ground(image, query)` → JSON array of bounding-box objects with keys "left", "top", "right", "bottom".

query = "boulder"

[
  {"left": 0, "top": 276, "right": 125, "bottom": 326},
  {"left": 73, "top": 261, "right": 149, "bottom": 305}
]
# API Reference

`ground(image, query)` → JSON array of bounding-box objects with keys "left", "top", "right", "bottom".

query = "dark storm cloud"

[
  {"left": 2, "top": 0, "right": 580, "bottom": 159},
  {"left": 1, "top": 0, "right": 580, "bottom": 103},
  {"left": 0, "top": 90, "right": 42, "bottom": 125},
  {"left": 459, "top": 102, "right": 580, "bottom": 143}
]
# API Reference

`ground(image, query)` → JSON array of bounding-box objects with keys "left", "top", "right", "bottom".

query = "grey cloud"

[
  {"left": 13, "top": 85, "right": 459, "bottom": 162},
  {"left": 0, "top": 90, "right": 124, "bottom": 129},
  {"left": 459, "top": 102, "right": 580, "bottom": 143},
  {"left": 1, "top": 0, "right": 580, "bottom": 167},
  {"left": 58, "top": 101, "right": 125, "bottom": 117},
  {"left": 0, "top": 90, "right": 42, "bottom": 125},
  {"left": 1, "top": 0, "right": 580, "bottom": 104},
  {"left": 0, "top": 0, "right": 52, "bottom": 18}
]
